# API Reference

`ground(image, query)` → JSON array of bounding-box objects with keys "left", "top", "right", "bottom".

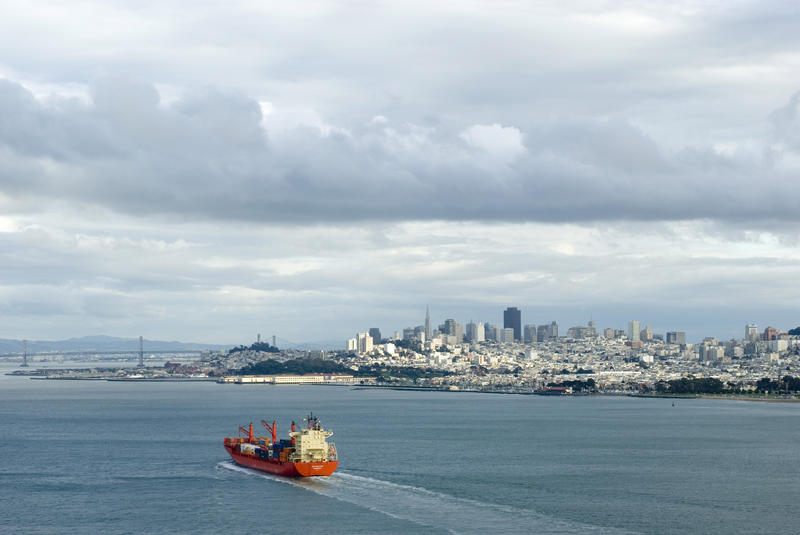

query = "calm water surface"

[{"left": 1, "top": 363, "right": 798, "bottom": 534}]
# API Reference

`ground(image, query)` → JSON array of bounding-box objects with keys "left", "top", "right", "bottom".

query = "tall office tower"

[
  {"left": 425, "top": 306, "right": 432, "bottom": 341},
  {"left": 640, "top": 325, "right": 653, "bottom": 341},
  {"left": 504, "top": 307, "right": 522, "bottom": 341},
  {"left": 745, "top": 323, "right": 758, "bottom": 342},
  {"left": 536, "top": 324, "right": 549, "bottom": 342},
  {"left": 604, "top": 328, "right": 615, "bottom": 339},
  {"left": 357, "top": 332, "right": 373, "bottom": 354},
  {"left": 485, "top": 324, "right": 498, "bottom": 341},
  {"left": 523, "top": 324, "right": 537, "bottom": 343},
  {"left": 628, "top": 320, "right": 641, "bottom": 342},
  {"left": 454, "top": 323, "right": 463, "bottom": 343},
  {"left": 443, "top": 319, "right": 457, "bottom": 336},
  {"left": 476, "top": 322, "right": 485, "bottom": 342},
  {"left": 413, "top": 325, "right": 426, "bottom": 342},
  {"left": 763, "top": 327, "right": 777, "bottom": 341},
  {"left": 369, "top": 328, "right": 382, "bottom": 345},
  {"left": 666, "top": 331, "right": 686, "bottom": 345},
  {"left": 466, "top": 321, "right": 476, "bottom": 341},
  {"left": 500, "top": 328, "right": 515, "bottom": 343},
  {"left": 549, "top": 321, "right": 558, "bottom": 339}
]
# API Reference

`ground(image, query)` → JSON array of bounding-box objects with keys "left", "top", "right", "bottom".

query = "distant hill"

[{"left": 0, "top": 335, "right": 231, "bottom": 355}]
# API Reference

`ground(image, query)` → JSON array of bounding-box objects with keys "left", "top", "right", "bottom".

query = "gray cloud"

[
  {"left": 1, "top": 77, "right": 798, "bottom": 225},
  {"left": 1, "top": 2, "right": 800, "bottom": 343}
]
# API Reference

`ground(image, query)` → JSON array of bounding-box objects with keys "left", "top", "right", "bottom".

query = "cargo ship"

[{"left": 223, "top": 413, "right": 338, "bottom": 477}]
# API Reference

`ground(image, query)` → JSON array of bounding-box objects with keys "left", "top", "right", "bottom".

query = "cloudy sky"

[{"left": 1, "top": 1, "right": 799, "bottom": 345}]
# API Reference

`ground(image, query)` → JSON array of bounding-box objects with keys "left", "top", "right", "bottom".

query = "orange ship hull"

[{"left": 225, "top": 444, "right": 338, "bottom": 477}]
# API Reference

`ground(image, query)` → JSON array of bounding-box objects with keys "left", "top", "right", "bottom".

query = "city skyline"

[
  {"left": 346, "top": 305, "right": 800, "bottom": 346},
  {"left": 0, "top": 301, "right": 795, "bottom": 348},
  {"left": 1, "top": 3, "right": 800, "bottom": 344}
]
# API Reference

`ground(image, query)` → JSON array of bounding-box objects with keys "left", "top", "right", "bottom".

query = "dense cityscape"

[
  {"left": 14, "top": 307, "right": 800, "bottom": 397},
  {"left": 334, "top": 307, "right": 800, "bottom": 394}
]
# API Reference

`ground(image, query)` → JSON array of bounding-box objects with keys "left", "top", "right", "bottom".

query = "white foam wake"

[{"left": 217, "top": 461, "right": 635, "bottom": 535}]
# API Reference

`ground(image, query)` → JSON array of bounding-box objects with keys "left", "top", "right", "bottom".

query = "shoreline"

[
  {"left": 630, "top": 393, "right": 800, "bottom": 403},
  {"left": 10, "top": 373, "right": 800, "bottom": 402}
]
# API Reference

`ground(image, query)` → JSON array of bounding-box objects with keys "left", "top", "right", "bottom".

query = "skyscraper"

[
  {"left": 500, "top": 328, "right": 515, "bottom": 343},
  {"left": 536, "top": 325, "right": 549, "bottom": 342},
  {"left": 466, "top": 321, "right": 484, "bottom": 342},
  {"left": 640, "top": 325, "right": 653, "bottom": 341},
  {"left": 443, "top": 319, "right": 457, "bottom": 336},
  {"left": 745, "top": 323, "right": 758, "bottom": 342},
  {"left": 503, "top": 307, "right": 522, "bottom": 341},
  {"left": 466, "top": 321, "right": 477, "bottom": 342},
  {"left": 368, "top": 327, "right": 381, "bottom": 345},
  {"left": 523, "top": 324, "right": 537, "bottom": 343},
  {"left": 425, "top": 306, "right": 432, "bottom": 341},
  {"left": 666, "top": 331, "right": 686, "bottom": 345},
  {"left": 357, "top": 332, "right": 373, "bottom": 354},
  {"left": 485, "top": 324, "right": 498, "bottom": 341},
  {"left": 628, "top": 320, "right": 641, "bottom": 342}
]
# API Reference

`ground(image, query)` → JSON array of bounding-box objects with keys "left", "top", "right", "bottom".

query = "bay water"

[{"left": 1, "top": 364, "right": 798, "bottom": 534}]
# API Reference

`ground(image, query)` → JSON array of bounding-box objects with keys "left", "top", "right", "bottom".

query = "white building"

[
  {"left": 466, "top": 321, "right": 486, "bottom": 342},
  {"left": 499, "top": 328, "right": 515, "bottom": 343},
  {"left": 745, "top": 323, "right": 759, "bottom": 342},
  {"left": 357, "top": 332, "right": 373, "bottom": 354},
  {"left": 768, "top": 339, "right": 788, "bottom": 353}
]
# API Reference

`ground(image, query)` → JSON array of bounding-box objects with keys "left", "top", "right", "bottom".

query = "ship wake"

[{"left": 217, "top": 461, "right": 635, "bottom": 534}]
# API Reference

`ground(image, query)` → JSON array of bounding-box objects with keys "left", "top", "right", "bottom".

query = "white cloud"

[
  {"left": 0, "top": 216, "right": 17, "bottom": 232},
  {"left": 460, "top": 123, "right": 525, "bottom": 161}
]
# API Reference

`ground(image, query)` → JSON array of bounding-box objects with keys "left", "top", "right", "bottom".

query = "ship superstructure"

[{"left": 223, "top": 413, "right": 338, "bottom": 477}]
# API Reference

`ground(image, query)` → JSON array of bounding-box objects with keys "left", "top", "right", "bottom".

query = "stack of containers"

[{"left": 240, "top": 443, "right": 257, "bottom": 456}]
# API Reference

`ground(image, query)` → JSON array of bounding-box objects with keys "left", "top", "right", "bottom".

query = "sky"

[{"left": 1, "top": 0, "right": 799, "bottom": 345}]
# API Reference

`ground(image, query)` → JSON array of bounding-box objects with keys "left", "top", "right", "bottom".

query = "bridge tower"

[
  {"left": 21, "top": 339, "right": 28, "bottom": 367},
  {"left": 138, "top": 336, "right": 144, "bottom": 367}
]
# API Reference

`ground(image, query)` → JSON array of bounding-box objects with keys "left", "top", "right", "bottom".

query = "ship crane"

[
  {"left": 263, "top": 420, "right": 296, "bottom": 444},
  {"left": 261, "top": 420, "right": 277, "bottom": 444},
  {"left": 239, "top": 423, "right": 254, "bottom": 442}
]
